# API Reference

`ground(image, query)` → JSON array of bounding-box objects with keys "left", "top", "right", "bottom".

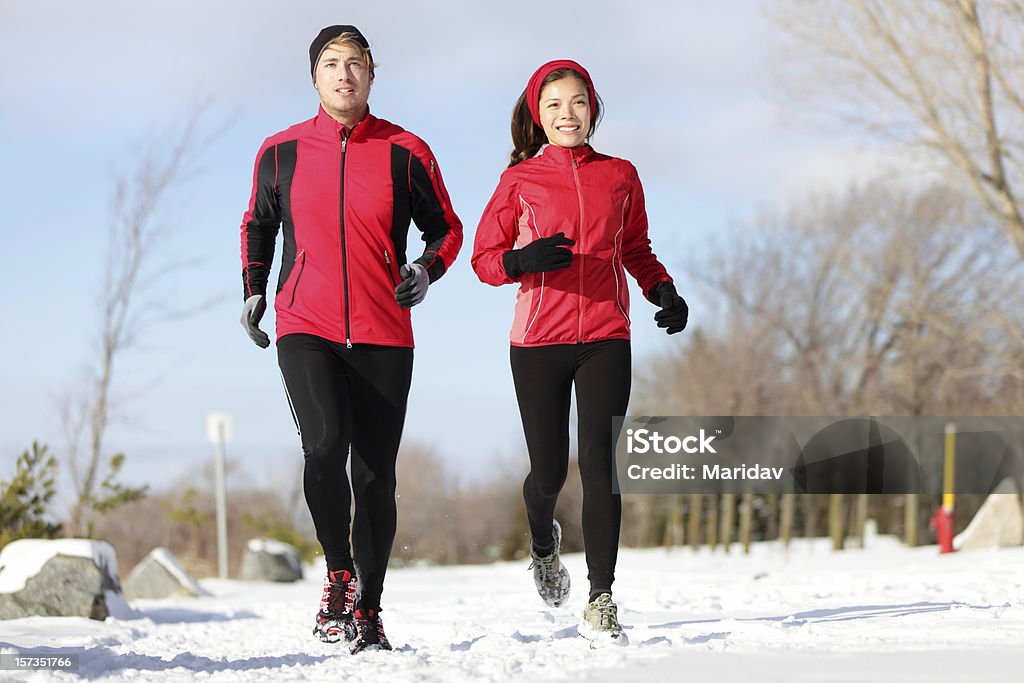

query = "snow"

[
  {"left": 0, "top": 539, "right": 121, "bottom": 594},
  {"left": 149, "top": 548, "right": 209, "bottom": 597},
  {"left": 0, "top": 537, "right": 1022, "bottom": 681}
]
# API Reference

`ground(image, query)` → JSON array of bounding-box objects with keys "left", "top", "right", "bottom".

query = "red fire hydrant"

[{"left": 930, "top": 507, "right": 955, "bottom": 554}]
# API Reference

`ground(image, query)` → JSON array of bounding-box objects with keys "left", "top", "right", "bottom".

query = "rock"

[
  {"left": 0, "top": 539, "right": 133, "bottom": 620},
  {"left": 239, "top": 538, "right": 303, "bottom": 582},
  {"left": 123, "top": 548, "right": 207, "bottom": 600},
  {"left": 954, "top": 478, "right": 1024, "bottom": 551}
]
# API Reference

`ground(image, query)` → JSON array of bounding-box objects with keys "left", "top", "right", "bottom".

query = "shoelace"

[
  {"left": 319, "top": 571, "right": 354, "bottom": 615},
  {"left": 528, "top": 552, "right": 560, "bottom": 585},
  {"left": 591, "top": 596, "right": 618, "bottom": 628},
  {"left": 354, "top": 609, "right": 389, "bottom": 644}
]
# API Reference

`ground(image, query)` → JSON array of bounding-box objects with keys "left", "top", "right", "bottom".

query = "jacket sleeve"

[
  {"left": 408, "top": 146, "right": 463, "bottom": 283},
  {"left": 621, "top": 163, "right": 672, "bottom": 300},
  {"left": 240, "top": 140, "right": 281, "bottom": 300},
  {"left": 471, "top": 171, "right": 521, "bottom": 286}
]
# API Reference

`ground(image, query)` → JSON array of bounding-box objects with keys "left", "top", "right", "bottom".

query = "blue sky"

[{"left": 0, "top": 1, "right": 882, "bottom": 501}]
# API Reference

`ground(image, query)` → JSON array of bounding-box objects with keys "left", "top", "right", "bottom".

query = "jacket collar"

[
  {"left": 314, "top": 105, "right": 375, "bottom": 140},
  {"left": 540, "top": 143, "right": 595, "bottom": 166}
]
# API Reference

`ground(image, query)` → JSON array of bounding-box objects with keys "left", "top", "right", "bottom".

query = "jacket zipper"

[
  {"left": 288, "top": 249, "right": 306, "bottom": 309},
  {"left": 571, "top": 154, "right": 585, "bottom": 343},
  {"left": 339, "top": 130, "right": 352, "bottom": 348}
]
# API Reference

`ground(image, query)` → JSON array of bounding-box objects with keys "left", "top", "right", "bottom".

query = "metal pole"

[
  {"left": 943, "top": 421, "right": 957, "bottom": 514},
  {"left": 215, "top": 421, "right": 228, "bottom": 578},
  {"left": 934, "top": 421, "right": 957, "bottom": 554}
]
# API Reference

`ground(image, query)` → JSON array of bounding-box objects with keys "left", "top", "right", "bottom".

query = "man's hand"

[
  {"left": 241, "top": 295, "right": 270, "bottom": 348},
  {"left": 395, "top": 263, "right": 429, "bottom": 308}
]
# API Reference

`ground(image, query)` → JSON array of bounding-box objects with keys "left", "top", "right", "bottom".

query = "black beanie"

[{"left": 309, "top": 25, "right": 372, "bottom": 82}]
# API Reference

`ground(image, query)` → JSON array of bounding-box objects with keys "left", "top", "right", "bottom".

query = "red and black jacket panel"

[
  {"left": 472, "top": 144, "right": 670, "bottom": 347},
  {"left": 240, "top": 107, "right": 463, "bottom": 347}
]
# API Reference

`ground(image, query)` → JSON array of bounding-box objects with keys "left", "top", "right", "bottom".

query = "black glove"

[
  {"left": 503, "top": 232, "right": 575, "bottom": 278},
  {"left": 649, "top": 282, "right": 688, "bottom": 335},
  {"left": 395, "top": 262, "right": 429, "bottom": 308},
  {"left": 240, "top": 294, "right": 270, "bottom": 348}
]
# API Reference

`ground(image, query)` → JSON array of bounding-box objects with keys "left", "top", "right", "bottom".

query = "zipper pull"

[
  {"left": 384, "top": 250, "right": 391, "bottom": 265},
  {"left": 346, "top": 339, "right": 353, "bottom": 349}
]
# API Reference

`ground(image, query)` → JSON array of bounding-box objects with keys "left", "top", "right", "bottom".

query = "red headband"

[{"left": 526, "top": 59, "right": 597, "bottom": 127}]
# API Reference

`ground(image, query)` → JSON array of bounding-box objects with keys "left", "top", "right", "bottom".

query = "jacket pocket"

[
  {"left": 288, "top": 250, "right": 306, "bottom": 309},
  {"left": 612, "top": 232, "right": 629, "bottom": 326},
  {"left": 384, "top": 249, "right": 401, "bottom": 287},
  {"left": 521, "top": 272, "right": 547, "bottom": 342}
]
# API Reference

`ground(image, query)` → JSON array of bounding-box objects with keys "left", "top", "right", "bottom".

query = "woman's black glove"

[
  {"left": 648, "top": 281, "right": 688, "bottom": 335},
  {"left": 502, "top": 232, "right": 575, "bottom": 278}
]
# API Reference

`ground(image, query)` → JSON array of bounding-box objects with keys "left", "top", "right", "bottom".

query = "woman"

[{"left": 471, "top": 59, "right": 688, "bottom": 646}]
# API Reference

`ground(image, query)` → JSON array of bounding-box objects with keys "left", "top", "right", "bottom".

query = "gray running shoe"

[
  {"left": 529, "top": 519, "right": 571, "bottom": 607},
  {"left": 578, "top": 593, "right": 628, "bottom": 647}
]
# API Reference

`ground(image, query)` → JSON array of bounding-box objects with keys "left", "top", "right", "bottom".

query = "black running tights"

[
  {"left": 277, "top": 333, "right": 412, "bottom": 611},
  {"left": 510, "top": 339, "right": 630, "bottom": 597}
]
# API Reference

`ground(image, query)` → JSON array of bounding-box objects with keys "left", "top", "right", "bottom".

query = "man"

[{"left": 238, "top": 25, "right": 462, "bottom": 654}]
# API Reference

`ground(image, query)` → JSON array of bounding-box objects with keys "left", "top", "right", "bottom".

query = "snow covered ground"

[{"left": 1, "top": 537, "right": 1022, "bottom": 682}]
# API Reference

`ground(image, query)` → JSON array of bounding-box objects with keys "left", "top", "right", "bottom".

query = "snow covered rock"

[
  {"left": 123, "top": 547, "right": 208, "bottom": 600},
  {"left": 0, "top": 539, "right": 134, "bottom": 620},
  {"left": 954, "top": 478, "right": 1024, "bottom": 551},
  {"left": 239, "top": 538, "right": 303, "bottom": 582}
]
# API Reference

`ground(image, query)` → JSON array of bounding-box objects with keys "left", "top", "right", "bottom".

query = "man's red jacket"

[{"left": 241, "top": 107, "right": 463, "bottom": 347}]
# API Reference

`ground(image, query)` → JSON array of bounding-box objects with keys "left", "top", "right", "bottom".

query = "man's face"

[{"left": 314, "top": 42, "right": 372, "bottom": 124}]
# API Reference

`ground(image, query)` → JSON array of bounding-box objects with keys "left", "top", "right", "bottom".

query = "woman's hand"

[
  {"left": 502, "top": 232, "right": 575, "bottom": 278},
  {"left": 650, "top": 282, "right": 688, "bottom": 335}
]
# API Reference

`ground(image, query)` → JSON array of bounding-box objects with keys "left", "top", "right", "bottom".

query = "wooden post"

[
  {"left": 802, "top": 494, "right": 820, "bottom": 539},
  {"left": 739, "top": 493, "right": 754, "bottom": 554},
  {"left": 853, "top": 494, "right": 869, "bottom": 548},
  {"left": 765, "top": 494, "right": 779, "bottom": 540},
  {"left": 904, "top": 494, "right": 919, "bottom": 546},
  {"left": 720, "top": 493, "right": 736, "bottom": 554},
  {"left": 829, "top": 493, "right": 845, "bottom": 550},
  {"left": 636, "top": 497, "right": 651, "bottom": 547},
  {"left": 688, "top": 494, "right": 704, "bottom": 551},
  {"left": 663, "top": 495, "right": 684, "bottom": 548},
  {"left": 705, "top": 494, "right": 719, "bottom": 552},
  {"left": 780, "top": 494, "right": 795, "bottom": 550}
]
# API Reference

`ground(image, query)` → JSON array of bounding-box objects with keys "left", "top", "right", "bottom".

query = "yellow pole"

[{"left": 943, "top": 422, "right": 956, "bottom": 513}]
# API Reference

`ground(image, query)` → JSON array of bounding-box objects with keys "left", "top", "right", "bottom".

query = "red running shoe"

[
  {"left": 350, "top": 607, "right": 393, "bottom": 653},
  {"left": 313, "top": 569, "right": 356, "bottom": 643}
]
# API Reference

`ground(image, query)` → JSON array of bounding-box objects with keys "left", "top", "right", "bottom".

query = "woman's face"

[{"left": 538, "top": 76, "right": 591, "bottom": 149}]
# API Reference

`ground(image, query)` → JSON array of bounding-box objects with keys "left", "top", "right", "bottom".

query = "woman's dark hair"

[{"left": 508, "top": 68, "right": 603, "bottom": 168}]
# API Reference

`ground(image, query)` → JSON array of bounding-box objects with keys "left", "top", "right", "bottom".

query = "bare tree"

[
  {"left": 62, "top": 104, "right": 224, "bottom": 536},
  {"left": 773, "top": 0, "right": 1024, "bottom": 258},
  {"left": 634, "top": 179, "right": 1024, "bottom": 546},
  {"left": 681, "top": 181, "right": 1024, "bottom": 417}
]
